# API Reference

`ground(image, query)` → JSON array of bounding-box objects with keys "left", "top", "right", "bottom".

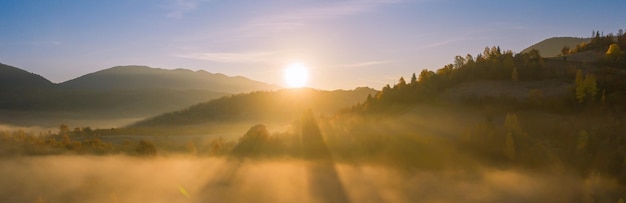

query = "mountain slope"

[
  {"left": 0, "top": 64, "right": 281, "bottom": 128},
  {"left": 0, "top": 63, "right": 54, "bottom": 90},
  {"left": 60, "top": 65, "right": 280, "bottom": 92},
  {"left": 130, "top": 87, "right": 378, "bottom": 129},
  {"left": 521, "top": 37, "right": 591, "bottom": 57}
]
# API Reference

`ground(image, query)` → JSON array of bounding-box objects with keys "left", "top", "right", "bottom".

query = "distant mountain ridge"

[
  {"left": 521, "top": 37, "right": 591, "bottom": 57},
  {"left": 60, "top": 65, "right": 280, "bottom": 92},
  {"left": 0, "top": 63, "right": 54, "bottom": 90},
  {"left": 0, "top": 63, "right": 281, "bottom": 127}
]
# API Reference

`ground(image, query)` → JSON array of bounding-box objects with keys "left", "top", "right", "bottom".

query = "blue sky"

[{"left": 1, "top": 0, "right": 625, "bottom": 90}]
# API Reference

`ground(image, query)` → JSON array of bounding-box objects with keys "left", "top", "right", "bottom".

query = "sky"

[{"left": 1, "top": 0, "right": 625, "bottom": 90}]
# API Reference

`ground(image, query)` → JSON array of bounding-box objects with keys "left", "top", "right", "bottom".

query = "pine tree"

[{"left": 397, "top": 77, "right": 407, "bottom": 87}]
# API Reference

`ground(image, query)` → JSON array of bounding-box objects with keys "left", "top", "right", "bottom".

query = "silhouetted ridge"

[
  {"left": 0, "top": 63, "right": 53, "bottom": 90},
  {"left": 131, "top": 87, "right": 378, "bottom": 128},
  {"left": 60, "top": 65, "right": 280, "bottom": 92}
]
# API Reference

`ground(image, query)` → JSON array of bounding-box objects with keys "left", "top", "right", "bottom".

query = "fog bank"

[{"left": 0, "top": 155, "right": 619, "bottom": 203}]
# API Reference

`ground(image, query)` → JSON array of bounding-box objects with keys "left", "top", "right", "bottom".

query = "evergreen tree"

[
  {"left": 397, "top": 77, "right": 407, "bottom": 88},
  {"left": 410, "top": 73, "right": 417, "bottom": 85}
]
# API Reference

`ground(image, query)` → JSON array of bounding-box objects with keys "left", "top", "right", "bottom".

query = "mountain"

[
  {"left": 0, "top": 63, "right": 54, "bottom": 90},
  {"left": 60, "top": 65, "right": 280, "bottom": 92},
  {"left": 0, "top": 64, "right": 281, "bottom": 128},
  {"left": 521, "top": 37, "right": 591, "bottom": 57},
  {"left": 128, "top": 87, "right": 378, "bottom": 134}
]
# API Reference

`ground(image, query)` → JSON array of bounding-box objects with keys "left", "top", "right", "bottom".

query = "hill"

[
  {"left": 126, "top": 87, "right": 378, "bottom": 135},
  {"left": 521, "top": 37, "right": 591, "bottom": 57},
  {"left": 60, "top": 65, "right": 280, "bottom": 92},
  {"left": 0, "top": 64, "right": 281, "bottom": 128},
  {"left": 0, "top": 63, "right": 54, "bottom": 90}
]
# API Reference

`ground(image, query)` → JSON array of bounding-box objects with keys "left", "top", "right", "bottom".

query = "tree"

[
  {"left": 210, "top": 137, "right": 225, "bottom": 155},
  {"left": 410, "top": 73, "right": 417, "bottom": 85},
  {"left": 527, "top": 49, "right": 542, "bottom": 63},
  {"left": 583, "top": 73, "right": 598, "bottom": 101},
  {"left": 575, "top": 69, "right": 584, "bottom": 87},
  {"left": 511, "top": 67, "right": 519, "bottom": 82},
  {"left": 82, "top": 127, "right": 93, "bottom": 136},
  {"left": 241, "top": 124, "right": 270, "bottom": 142},
  {"left": 397, "top": 77, "right": 407, "bottom": 88},
  {"left": 59, "top": 124, "right": 70, "bottom": 136},
  {"left": 136, "top": 140, "right": 157, "bottom": 156},
  {"left": 606, "top": 43, "right": 624, "bottom": 62},
  {"left": 418, "top": 69, "right": 432, "bottom": 82},
  {"left": 465, "top": 54, "right": 475, "bottom": 65},
  {"left": 575, "top": 71, "right": 598, "bottom": 103},
  {"left": 454, "top": 55, "right": 465, "bottom": 69},
  {"left": 561, "top": 46, "right": 570, "bottom": 56}
]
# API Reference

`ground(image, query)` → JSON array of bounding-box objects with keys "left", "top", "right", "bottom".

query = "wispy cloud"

[
  {"left": 261, "top": 0, "right": 406, "bottom": 23},
  {"left": 212, "top": 0, "right": 408, "bottom": 42},
  {"left": 172, "top": 0, "right": 409, "bottom": 63},
  {"left": 165, "top": 0, "right": 207, "bottom": 19},
  {"left": 174, "top": 51, "right": 279, "bottom": 63},
  {"left": 331, "top": 60, "right": 394, "bottom": 68},
  {"left": 415, "top": 37, "right": 468, "bottom": 50}
]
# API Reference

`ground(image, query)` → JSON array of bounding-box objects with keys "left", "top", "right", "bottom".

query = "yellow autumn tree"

[
  {"left": 575, "top": 70, "right": 598, "bottom": 103},
  {"left": 606, "top": 43, "right": 623, "bottom": 61}
]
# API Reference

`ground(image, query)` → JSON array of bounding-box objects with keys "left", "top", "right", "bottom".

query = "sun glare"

[{"left": 284, "top": 63, "right": 309, "bottom": 88}]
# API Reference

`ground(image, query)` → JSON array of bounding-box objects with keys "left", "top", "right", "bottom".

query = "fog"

[
  {"left": 0, "top": 155, "right": 619, "bottom": 203},
  {"left": 1, "top": 105, "right": 625, "bottom": 202}
]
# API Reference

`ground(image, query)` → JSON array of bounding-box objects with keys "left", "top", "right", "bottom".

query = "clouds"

[
  {"left": 175, "top": 51, "right": 281, "bottom": 63},
  {"left": 173, "top": 0, "right": 408, "bottom": 64},
  {"left": 331, "top": 60, "right": 394, "bottom": 69},
  {"left": 251, "top": 0, "right": 407, "bottom": 29}
]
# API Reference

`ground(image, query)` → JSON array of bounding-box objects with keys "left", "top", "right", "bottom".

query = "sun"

[{"left": 284, "top": 62, "right": 309, "bottom": 88}]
